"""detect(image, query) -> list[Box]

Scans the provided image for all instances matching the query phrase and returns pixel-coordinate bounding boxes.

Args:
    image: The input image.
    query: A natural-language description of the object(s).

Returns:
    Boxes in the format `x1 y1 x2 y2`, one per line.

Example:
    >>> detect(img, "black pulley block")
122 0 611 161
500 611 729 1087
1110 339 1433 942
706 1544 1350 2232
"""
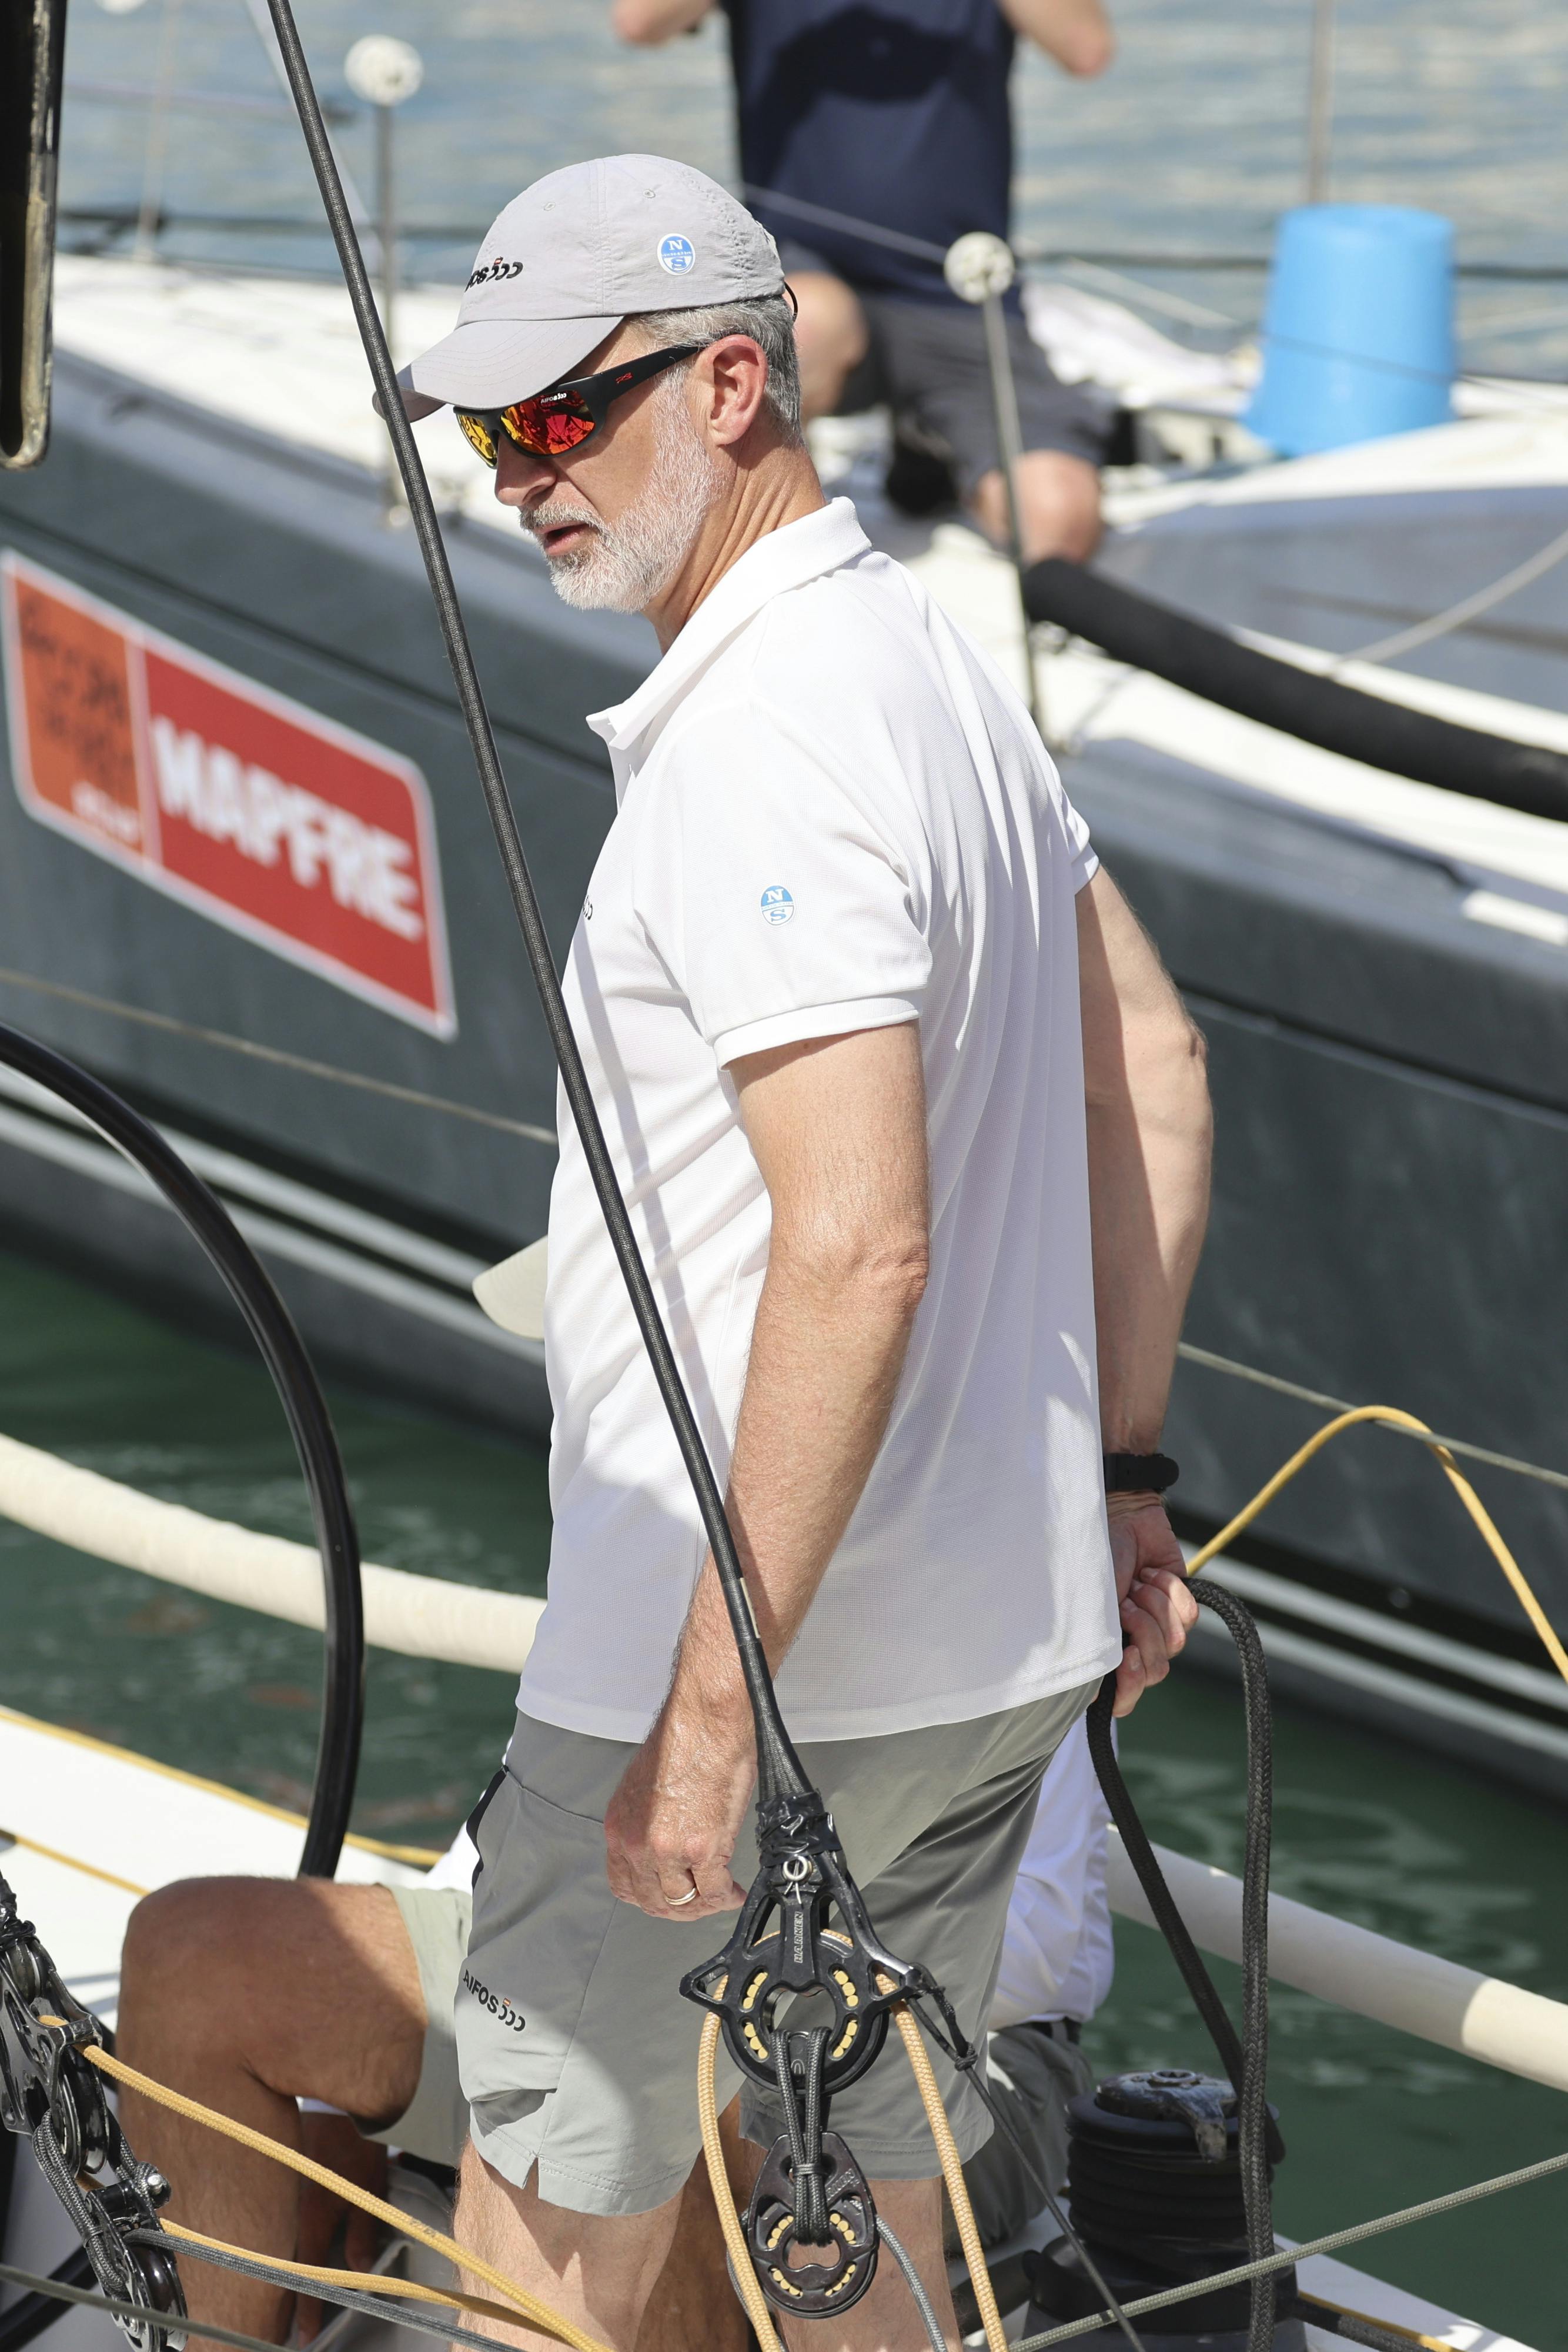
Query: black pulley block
745 2129 879 2318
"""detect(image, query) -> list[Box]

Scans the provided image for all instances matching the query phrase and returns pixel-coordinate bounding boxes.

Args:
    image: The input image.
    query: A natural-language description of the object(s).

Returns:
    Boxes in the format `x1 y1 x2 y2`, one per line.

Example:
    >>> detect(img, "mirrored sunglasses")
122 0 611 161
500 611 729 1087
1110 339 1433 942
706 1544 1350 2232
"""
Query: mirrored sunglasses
455 342 706 467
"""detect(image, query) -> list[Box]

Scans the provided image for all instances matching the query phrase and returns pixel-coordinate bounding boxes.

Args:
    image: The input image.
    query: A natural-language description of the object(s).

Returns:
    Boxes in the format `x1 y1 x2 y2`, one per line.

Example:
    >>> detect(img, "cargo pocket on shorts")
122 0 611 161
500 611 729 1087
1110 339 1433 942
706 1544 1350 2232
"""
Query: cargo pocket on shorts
457 1770 619 2138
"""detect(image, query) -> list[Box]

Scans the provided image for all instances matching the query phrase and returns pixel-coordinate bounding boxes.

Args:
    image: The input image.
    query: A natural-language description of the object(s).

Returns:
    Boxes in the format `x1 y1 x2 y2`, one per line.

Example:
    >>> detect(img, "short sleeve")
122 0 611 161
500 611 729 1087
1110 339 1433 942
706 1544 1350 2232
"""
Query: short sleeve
633 701 931 1067
1061 786 1099 894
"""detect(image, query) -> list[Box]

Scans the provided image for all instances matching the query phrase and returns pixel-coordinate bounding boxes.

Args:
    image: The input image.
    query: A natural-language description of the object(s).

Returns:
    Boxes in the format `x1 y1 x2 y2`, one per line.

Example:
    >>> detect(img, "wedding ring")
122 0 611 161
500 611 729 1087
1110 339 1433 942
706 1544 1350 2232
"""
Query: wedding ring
668 1885 699 1906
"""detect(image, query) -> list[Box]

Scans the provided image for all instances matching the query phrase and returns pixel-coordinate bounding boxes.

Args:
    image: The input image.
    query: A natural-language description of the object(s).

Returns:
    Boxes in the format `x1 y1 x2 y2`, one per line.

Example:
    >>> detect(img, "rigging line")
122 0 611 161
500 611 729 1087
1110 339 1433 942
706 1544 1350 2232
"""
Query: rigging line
904 1993 1148 2352
875 2217 947 2352
0 2257 327 2352
1011 2142 1568 2352
1175 1342 1568 1495
1044 257 1241 329
1183 1404 1568 1690
741 183 949 263
0 1830 146 1897
233 0 376 243
743 185 1241 330
0 968 557 1148
134 0 186 265
52 2033 611 2352
264 0 810 1804
1332 516 1568 669
129 2227 540 2352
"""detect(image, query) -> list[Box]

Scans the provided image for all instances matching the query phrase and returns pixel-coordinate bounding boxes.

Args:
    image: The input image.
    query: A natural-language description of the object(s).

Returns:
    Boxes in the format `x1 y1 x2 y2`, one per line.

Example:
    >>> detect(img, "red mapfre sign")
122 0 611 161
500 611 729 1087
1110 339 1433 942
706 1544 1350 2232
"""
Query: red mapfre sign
1 550 455 1037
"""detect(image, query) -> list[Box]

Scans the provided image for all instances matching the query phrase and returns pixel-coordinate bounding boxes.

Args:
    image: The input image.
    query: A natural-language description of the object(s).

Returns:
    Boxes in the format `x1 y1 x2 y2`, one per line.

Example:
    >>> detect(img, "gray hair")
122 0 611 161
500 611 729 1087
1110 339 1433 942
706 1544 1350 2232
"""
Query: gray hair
630 293 803 440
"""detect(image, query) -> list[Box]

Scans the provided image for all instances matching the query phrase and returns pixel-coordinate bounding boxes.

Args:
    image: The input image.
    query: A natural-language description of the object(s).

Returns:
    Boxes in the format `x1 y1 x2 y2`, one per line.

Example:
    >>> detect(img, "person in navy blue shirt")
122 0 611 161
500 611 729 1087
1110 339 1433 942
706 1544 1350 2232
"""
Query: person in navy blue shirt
615 0 1115 562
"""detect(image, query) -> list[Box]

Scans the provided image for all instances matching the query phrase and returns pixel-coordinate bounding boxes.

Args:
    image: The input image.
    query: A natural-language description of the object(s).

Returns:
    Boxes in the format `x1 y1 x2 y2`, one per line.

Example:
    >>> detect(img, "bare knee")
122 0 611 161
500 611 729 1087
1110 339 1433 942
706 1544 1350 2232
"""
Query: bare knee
790 271 870 422
121 1877 420 2113
121 1878 269 2057
969 451 1102 564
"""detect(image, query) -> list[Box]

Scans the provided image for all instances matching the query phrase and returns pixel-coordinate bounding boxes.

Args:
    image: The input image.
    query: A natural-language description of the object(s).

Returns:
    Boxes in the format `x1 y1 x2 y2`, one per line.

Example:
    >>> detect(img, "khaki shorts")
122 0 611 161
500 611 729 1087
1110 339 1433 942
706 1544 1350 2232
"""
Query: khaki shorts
454 1690 1094 2217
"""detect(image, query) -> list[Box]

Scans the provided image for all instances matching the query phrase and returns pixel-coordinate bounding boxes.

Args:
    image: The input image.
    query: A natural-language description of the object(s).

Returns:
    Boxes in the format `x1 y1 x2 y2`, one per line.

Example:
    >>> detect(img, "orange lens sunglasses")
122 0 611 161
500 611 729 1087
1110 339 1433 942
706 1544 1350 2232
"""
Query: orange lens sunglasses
456 343 706 467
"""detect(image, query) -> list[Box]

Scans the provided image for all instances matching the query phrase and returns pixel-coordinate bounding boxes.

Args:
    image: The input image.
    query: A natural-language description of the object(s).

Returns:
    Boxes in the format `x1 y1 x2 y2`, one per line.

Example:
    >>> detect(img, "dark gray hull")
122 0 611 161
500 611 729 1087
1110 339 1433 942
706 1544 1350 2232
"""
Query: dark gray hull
2 352 1565 1796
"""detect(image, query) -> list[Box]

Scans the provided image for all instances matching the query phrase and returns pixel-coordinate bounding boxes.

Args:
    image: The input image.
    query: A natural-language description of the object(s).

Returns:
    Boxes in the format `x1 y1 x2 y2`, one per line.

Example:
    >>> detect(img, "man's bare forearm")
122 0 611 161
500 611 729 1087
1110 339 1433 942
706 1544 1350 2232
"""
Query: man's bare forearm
1078 869 1211 1454
666 1024 929 1738
669 1248 925 1731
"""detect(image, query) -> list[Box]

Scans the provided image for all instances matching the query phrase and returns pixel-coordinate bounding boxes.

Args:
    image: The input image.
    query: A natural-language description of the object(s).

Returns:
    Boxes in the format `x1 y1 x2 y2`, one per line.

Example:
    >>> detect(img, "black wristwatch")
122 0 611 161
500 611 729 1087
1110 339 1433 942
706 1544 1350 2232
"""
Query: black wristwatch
1103 1451 1179 1496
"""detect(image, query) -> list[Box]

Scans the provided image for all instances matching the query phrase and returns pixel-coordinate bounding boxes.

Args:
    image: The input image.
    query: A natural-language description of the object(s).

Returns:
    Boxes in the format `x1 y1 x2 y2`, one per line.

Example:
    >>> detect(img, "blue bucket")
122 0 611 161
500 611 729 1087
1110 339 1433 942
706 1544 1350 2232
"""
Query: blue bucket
1246 204 1455 456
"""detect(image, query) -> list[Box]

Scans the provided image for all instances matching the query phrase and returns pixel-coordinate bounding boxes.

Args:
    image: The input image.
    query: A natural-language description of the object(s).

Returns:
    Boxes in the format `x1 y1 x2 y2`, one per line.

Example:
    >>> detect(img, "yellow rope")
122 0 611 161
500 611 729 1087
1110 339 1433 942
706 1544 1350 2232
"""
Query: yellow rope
1296 2293 1452 2352
0 1703 442 1867
1185 1404 1568 1689
882 1985 1008 2352
160 2220 530 2328
697 2005 787 2352
49 2033 613 2352
2 1831 148 1897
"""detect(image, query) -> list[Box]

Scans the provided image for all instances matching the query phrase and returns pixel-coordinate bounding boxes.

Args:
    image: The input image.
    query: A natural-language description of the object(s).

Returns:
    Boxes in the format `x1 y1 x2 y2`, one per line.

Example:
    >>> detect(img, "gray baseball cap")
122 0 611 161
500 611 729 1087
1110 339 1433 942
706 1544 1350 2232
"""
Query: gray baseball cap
390 154 784 418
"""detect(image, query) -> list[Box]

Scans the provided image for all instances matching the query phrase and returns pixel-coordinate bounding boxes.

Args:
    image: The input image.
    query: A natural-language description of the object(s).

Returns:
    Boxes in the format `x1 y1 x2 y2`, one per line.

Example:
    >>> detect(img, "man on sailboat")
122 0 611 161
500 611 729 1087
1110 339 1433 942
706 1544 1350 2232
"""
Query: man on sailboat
122 155 1209 2352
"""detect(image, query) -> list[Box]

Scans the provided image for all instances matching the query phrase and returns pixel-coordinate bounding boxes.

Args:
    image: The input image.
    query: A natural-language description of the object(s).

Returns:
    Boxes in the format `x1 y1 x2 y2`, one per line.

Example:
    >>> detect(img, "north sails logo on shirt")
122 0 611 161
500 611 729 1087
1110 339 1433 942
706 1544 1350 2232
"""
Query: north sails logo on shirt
657 234 696 275
760 884 794 925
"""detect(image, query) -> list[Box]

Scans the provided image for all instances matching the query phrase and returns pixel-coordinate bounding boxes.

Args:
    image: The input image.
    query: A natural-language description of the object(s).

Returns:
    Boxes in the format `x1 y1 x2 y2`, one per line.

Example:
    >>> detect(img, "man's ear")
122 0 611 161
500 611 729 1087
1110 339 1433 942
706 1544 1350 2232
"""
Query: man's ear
702 335 771 447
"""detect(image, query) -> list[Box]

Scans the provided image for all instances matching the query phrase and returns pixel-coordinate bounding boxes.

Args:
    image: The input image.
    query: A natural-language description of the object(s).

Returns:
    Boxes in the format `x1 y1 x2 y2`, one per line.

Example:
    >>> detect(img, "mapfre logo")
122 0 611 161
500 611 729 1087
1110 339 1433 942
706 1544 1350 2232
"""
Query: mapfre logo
0 551 455 1036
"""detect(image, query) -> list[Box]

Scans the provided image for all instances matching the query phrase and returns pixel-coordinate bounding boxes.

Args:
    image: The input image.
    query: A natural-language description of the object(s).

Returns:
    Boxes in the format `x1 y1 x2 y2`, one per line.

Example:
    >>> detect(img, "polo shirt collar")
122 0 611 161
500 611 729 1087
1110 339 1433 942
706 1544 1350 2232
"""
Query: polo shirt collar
587 497 870 764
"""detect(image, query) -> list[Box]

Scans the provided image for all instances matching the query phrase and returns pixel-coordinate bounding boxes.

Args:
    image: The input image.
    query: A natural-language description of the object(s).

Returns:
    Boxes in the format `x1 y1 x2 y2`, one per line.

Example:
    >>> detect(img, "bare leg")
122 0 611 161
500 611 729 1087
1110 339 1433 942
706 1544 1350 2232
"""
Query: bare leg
116 1879 425 2337
969 449 1102 563
456 2142 684 2351
729 2137 961 2352
635 2101 748 2352
789 270 871 422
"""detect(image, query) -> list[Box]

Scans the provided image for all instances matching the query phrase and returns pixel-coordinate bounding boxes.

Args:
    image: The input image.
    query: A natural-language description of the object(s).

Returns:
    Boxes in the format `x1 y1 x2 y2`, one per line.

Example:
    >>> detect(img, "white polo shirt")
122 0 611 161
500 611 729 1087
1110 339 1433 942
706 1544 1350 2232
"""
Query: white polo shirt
515 498 1121 1745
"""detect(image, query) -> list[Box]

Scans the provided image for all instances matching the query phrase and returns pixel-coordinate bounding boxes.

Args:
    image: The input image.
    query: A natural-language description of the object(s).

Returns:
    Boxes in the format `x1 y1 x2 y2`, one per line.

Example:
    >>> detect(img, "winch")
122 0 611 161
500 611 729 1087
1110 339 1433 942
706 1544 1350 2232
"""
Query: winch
1024 2069 1303 2352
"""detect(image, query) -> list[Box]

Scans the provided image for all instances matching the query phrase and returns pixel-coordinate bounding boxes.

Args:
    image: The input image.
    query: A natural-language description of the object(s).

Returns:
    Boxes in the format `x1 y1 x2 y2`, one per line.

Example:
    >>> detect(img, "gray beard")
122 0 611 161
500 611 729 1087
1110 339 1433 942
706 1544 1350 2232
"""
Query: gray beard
530 376 721 614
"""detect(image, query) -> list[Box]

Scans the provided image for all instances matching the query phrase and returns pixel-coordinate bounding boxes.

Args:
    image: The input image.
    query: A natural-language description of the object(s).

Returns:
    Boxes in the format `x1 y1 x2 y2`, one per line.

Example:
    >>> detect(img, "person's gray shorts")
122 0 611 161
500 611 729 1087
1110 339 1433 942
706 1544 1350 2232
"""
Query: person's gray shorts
361 1881 473 2169
777 238 1111 496
456 1688 1095 2218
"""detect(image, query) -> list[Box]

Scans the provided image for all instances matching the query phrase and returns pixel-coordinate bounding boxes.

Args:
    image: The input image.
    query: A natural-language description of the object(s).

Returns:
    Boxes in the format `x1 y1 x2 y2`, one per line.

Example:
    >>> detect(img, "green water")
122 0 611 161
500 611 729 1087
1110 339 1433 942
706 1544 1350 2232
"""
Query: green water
1 1247 1563 2344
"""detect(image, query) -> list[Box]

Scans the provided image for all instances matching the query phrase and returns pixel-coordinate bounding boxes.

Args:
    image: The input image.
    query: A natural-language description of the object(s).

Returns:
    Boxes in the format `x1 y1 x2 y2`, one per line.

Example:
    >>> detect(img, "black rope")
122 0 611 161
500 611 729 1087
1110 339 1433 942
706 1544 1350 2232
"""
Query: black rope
1195 1583 1275 2352
0 1025 363 1878
1084 1681 1249 2094
259 0 807 1810
773 2028 832 2244
1085 1588 1283 2352
1024 558 1568 826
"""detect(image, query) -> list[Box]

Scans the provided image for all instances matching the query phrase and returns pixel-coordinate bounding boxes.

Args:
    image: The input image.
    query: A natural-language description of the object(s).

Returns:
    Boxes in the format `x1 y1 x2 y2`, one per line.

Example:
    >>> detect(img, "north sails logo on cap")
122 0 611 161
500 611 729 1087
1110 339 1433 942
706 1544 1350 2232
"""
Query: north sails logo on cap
657 233 696 275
